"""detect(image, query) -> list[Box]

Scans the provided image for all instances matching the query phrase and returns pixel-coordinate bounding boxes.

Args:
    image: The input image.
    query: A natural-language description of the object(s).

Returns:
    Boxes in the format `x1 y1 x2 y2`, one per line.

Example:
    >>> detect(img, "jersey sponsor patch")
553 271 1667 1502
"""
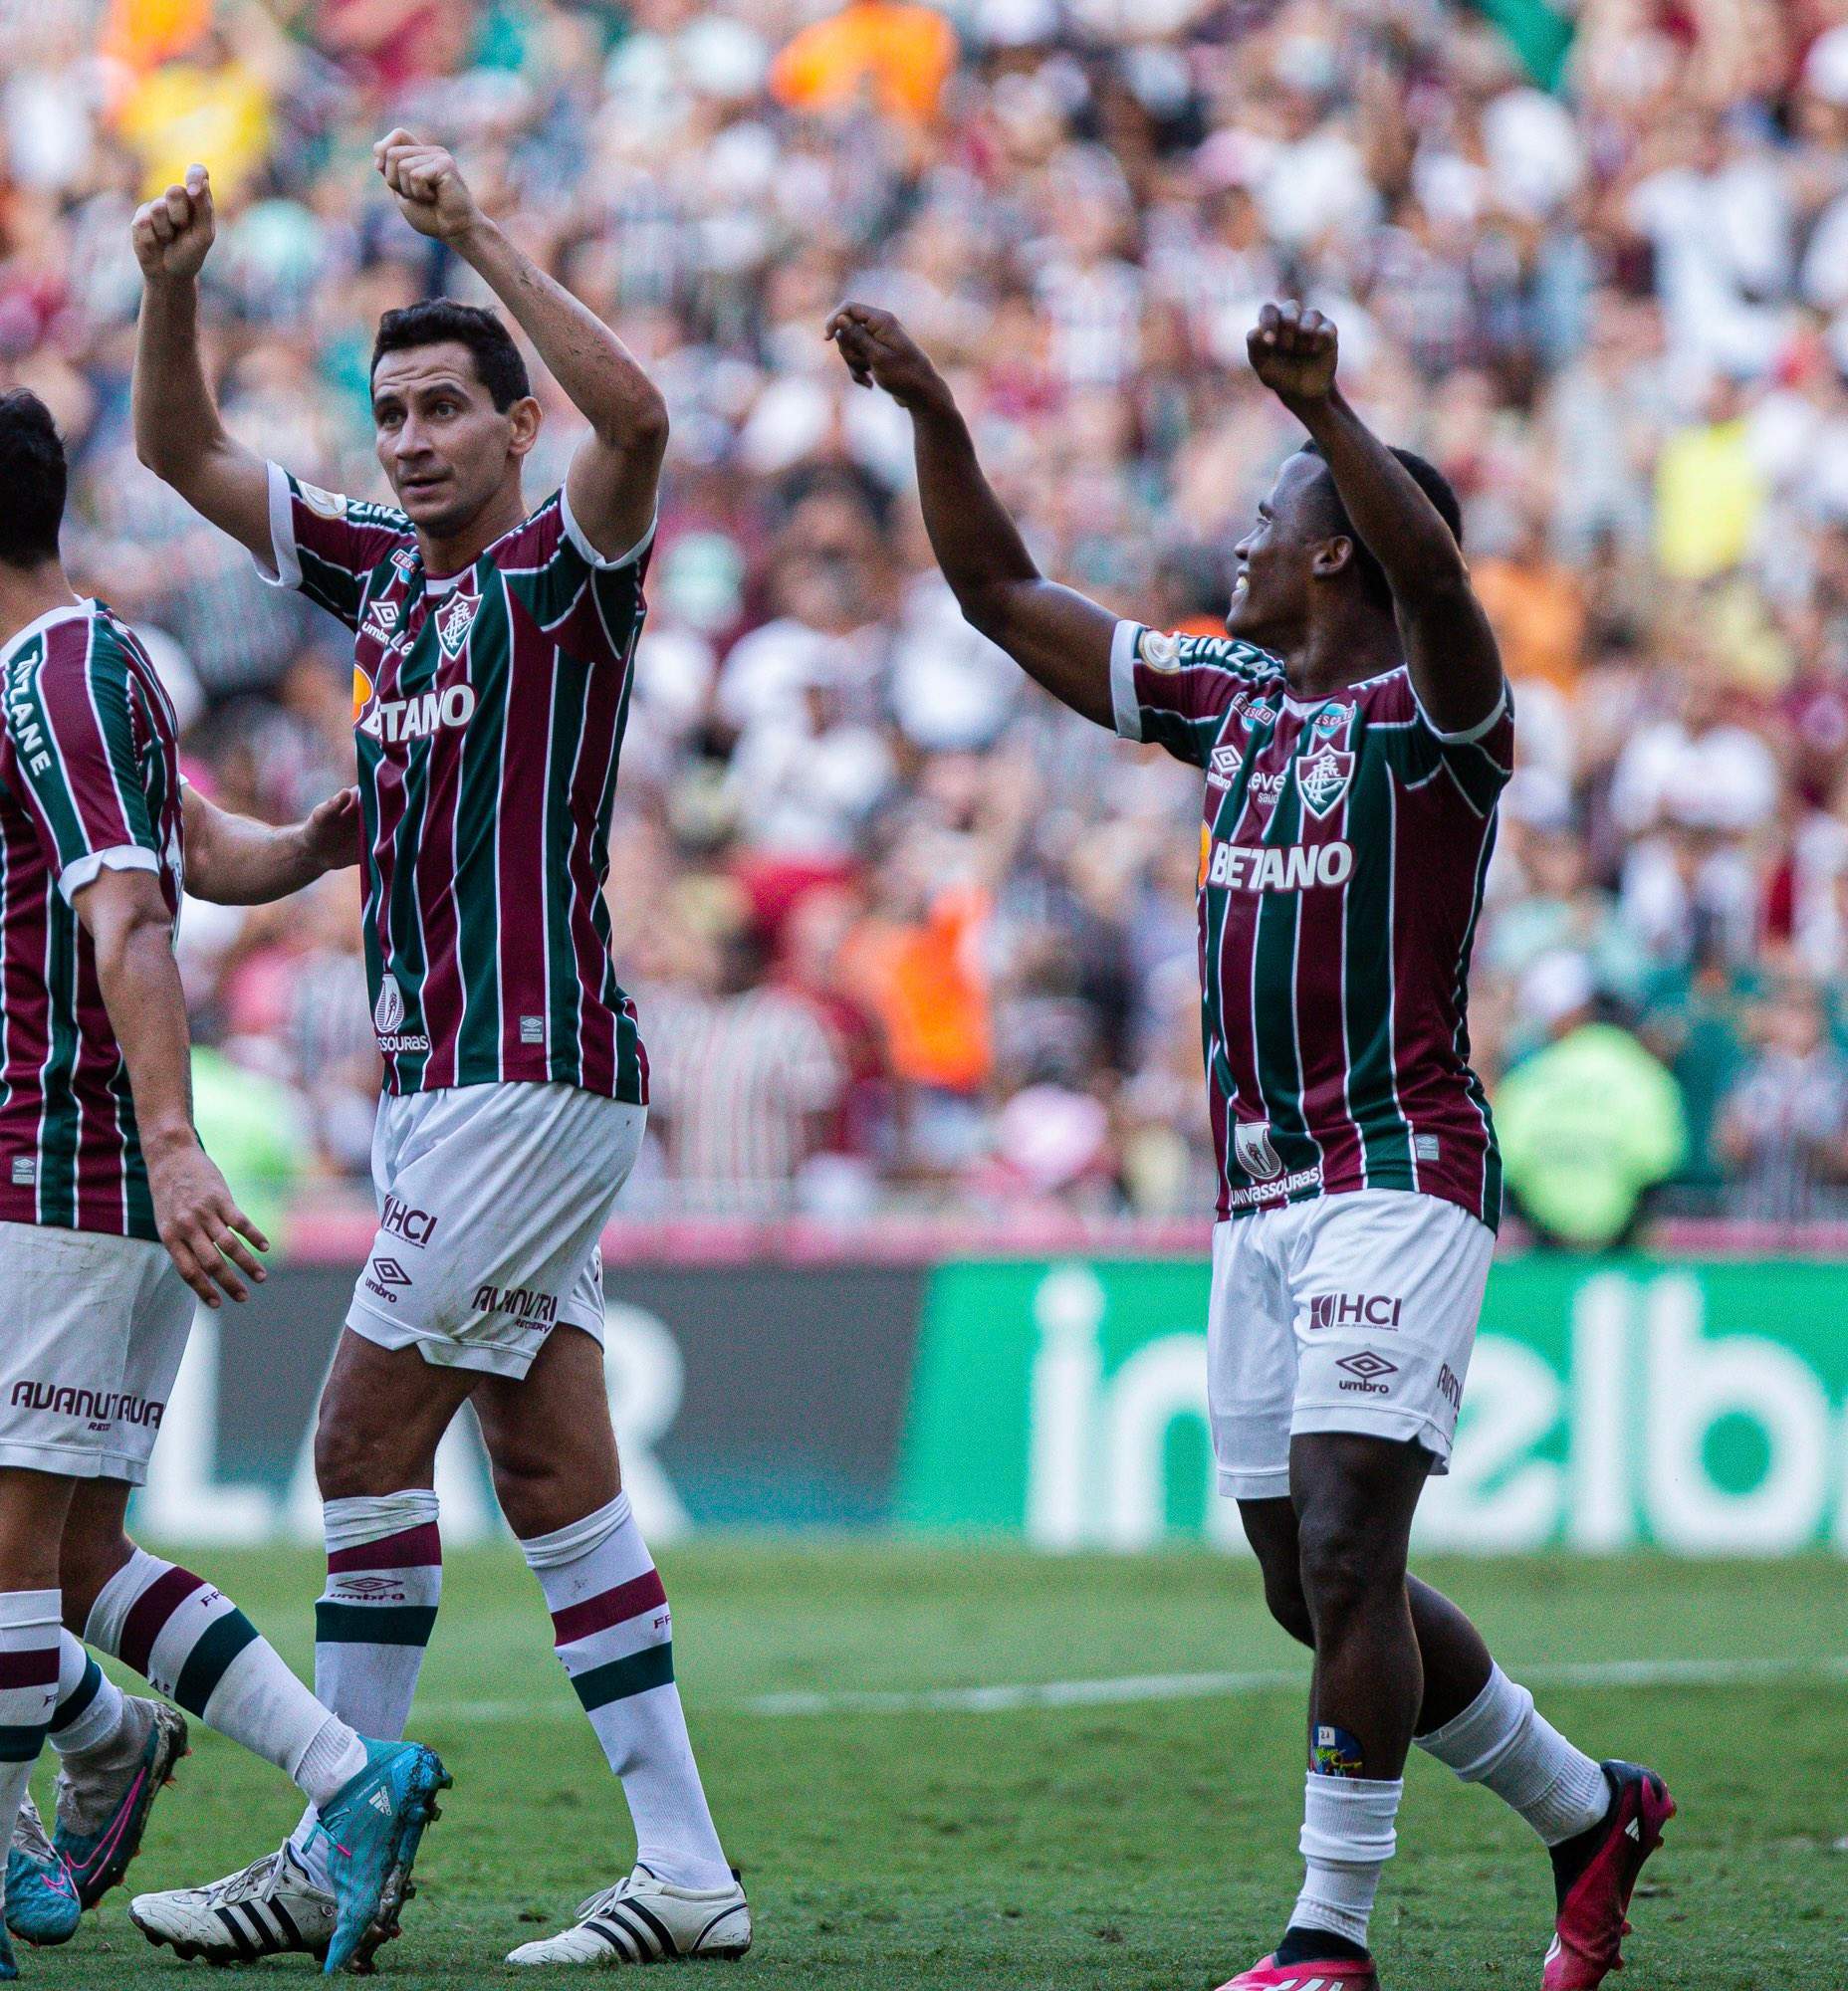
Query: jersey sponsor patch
1205 838 1353 892
1233 1120 1283 1182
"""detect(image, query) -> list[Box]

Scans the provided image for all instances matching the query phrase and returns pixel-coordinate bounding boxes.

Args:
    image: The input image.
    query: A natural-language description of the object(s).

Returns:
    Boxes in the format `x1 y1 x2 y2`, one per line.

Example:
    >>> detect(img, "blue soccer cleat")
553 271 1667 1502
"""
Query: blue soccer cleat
312 1738 449 1975
53 1696 188 1908
5 1794 80 1947
0 1918 15 1981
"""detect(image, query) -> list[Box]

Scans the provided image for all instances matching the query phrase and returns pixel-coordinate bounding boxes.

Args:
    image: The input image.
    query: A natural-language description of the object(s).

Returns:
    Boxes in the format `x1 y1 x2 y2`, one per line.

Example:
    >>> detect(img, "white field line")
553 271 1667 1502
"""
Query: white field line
420 1654 1848 1725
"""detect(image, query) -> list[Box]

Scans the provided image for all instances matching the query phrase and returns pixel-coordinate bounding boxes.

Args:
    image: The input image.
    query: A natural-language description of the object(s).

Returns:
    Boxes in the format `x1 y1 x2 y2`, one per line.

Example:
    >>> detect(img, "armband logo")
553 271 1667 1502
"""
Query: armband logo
298 481 347 522
1137 628 1184 672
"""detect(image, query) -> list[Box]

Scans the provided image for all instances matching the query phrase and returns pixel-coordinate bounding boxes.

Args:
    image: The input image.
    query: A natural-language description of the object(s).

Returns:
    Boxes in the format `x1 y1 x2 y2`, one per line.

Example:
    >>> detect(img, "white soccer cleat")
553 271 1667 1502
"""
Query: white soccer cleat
507 1867 751 1966
128 1845 338 1964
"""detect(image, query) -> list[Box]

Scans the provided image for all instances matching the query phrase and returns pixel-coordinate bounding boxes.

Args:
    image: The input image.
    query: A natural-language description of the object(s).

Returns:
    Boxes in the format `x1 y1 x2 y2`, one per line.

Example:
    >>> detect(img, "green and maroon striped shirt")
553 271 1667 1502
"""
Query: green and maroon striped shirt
1112 622 1510 1230
260 465 649 1103
0 602 184 1239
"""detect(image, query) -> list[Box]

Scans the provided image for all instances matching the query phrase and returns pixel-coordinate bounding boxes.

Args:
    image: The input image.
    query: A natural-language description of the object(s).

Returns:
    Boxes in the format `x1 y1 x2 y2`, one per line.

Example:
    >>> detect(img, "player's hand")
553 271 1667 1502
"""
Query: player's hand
824 303 952 414
131 165 216 283
1248 301 1339 405
146 1134 269 1308
374 128 483 244
300 786 361 874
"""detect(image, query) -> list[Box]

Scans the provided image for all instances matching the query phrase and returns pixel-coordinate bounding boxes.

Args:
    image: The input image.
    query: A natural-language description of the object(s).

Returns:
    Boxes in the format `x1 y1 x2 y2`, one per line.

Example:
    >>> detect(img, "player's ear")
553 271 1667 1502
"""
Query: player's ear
505 394 542 460
1310 534 1354 581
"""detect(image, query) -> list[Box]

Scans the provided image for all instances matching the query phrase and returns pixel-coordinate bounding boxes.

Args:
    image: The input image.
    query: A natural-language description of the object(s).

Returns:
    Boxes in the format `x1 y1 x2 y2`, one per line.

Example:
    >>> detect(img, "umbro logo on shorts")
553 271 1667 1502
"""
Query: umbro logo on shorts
1335 1350 1397 1397
362 1255 414 1307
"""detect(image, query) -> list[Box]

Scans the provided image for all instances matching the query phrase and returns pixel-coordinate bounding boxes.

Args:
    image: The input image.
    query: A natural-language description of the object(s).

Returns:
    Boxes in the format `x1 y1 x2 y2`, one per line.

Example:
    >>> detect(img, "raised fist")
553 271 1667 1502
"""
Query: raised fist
374 128 484 244
131 165 215 283
1248 301 1340 406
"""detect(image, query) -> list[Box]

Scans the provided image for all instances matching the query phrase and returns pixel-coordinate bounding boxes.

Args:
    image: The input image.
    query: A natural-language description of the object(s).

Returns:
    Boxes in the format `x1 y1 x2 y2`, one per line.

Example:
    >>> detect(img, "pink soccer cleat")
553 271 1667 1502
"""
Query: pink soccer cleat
1543 1761 1675 1990
1217 1954 1381 1990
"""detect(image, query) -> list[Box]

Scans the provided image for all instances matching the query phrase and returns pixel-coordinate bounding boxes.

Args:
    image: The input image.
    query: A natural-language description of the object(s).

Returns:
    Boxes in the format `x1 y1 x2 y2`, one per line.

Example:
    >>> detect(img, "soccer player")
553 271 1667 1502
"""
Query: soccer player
126 136 747 1969
826 298 1673 1991
0 387 449 1977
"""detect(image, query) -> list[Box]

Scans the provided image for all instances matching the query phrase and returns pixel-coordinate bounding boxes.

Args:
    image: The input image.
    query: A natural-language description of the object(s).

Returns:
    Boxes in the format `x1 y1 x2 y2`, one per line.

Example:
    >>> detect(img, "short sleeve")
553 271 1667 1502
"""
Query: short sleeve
253 462 412 631
495 488 653 665
1409 677 1515 817
1109 620 1273 769
5 630 162 902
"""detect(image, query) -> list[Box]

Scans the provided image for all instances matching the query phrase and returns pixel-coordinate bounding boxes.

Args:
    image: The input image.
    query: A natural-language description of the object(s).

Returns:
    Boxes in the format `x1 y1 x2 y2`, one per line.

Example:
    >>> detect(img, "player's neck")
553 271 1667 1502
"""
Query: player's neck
0 560 81 652
413 480 528 580
1280 601 1402 702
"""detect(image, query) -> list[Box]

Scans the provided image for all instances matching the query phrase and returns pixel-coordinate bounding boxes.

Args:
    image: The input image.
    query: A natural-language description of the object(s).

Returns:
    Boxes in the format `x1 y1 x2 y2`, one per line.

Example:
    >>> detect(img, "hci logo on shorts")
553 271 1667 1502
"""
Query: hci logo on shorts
1234 1120 1283 1182
1309 1293 1404 1331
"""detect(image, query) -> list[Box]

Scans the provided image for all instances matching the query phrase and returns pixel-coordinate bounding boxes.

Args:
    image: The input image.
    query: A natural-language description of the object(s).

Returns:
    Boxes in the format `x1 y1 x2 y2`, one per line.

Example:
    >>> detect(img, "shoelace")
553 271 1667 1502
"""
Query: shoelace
574 1880 635 1922
209 1851 287 1906
11 1794 59 1868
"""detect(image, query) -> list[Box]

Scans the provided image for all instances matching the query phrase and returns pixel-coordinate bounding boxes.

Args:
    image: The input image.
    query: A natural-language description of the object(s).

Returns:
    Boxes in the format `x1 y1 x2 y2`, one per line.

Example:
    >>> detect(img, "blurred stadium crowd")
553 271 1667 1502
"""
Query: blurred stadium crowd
8 0 1848 1239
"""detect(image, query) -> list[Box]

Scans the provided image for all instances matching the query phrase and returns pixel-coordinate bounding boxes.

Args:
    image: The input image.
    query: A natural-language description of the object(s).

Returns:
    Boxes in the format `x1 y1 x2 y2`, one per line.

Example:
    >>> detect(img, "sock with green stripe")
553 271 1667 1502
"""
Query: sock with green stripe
85 1548 365 1806
288 1491 441 1885
0 1589 61 1862
49 1629 126 1757
523 1492 730 1889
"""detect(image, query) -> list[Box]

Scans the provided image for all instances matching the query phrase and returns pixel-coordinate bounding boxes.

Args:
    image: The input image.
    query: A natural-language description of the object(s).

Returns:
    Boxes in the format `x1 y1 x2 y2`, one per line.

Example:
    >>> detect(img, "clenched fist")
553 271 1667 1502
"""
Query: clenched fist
1248 300 1340 406
131 165 216 283
374 128 485 244
823 302 951 415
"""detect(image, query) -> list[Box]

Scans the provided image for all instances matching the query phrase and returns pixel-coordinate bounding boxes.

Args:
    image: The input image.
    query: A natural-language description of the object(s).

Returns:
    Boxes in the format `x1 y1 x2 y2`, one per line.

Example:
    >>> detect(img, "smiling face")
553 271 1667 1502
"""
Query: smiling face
1226 450 1352 646
370 339 538 542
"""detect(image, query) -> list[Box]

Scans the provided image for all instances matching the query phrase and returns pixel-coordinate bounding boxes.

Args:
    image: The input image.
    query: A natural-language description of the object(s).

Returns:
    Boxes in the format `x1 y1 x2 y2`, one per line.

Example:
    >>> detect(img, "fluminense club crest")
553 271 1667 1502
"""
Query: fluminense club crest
433 579 481 658
1297 745 1354 819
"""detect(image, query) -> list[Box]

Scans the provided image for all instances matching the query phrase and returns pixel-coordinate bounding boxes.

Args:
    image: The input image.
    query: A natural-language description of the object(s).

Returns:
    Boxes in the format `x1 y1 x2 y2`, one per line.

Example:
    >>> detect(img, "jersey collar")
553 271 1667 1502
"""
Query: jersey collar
0 598 96 671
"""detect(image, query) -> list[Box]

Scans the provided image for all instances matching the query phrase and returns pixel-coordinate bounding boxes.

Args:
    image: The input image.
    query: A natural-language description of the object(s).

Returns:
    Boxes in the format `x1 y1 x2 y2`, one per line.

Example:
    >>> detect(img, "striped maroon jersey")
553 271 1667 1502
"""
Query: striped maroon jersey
260 465 649 1103
0 601 184 1238
1111 621 1510 1228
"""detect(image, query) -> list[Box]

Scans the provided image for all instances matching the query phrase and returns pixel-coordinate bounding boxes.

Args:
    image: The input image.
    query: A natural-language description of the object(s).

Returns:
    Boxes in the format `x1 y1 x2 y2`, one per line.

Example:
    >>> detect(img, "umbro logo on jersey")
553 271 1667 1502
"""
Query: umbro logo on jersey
362 598 399 646
1297 746 1354 818
1207 745 1241 789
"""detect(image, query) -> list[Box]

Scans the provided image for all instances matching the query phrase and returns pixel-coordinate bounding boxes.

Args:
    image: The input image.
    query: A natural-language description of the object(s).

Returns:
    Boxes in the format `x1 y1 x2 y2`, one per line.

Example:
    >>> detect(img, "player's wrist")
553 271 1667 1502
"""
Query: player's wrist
444 211 500 260
141 1118 199 1160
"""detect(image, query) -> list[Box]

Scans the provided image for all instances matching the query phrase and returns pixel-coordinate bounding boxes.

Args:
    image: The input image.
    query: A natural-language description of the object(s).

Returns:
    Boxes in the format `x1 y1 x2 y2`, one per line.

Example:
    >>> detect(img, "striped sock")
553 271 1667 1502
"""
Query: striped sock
289 1492 441 1884
49 1629 125 1757
86 1549 366 1806
0 1590 62 1898
523 1493 730 1890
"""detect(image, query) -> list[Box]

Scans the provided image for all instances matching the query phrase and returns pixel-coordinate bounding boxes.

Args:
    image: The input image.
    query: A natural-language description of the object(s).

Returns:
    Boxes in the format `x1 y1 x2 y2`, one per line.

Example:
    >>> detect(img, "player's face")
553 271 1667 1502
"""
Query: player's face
1226 452 1332 643
371 341 532 536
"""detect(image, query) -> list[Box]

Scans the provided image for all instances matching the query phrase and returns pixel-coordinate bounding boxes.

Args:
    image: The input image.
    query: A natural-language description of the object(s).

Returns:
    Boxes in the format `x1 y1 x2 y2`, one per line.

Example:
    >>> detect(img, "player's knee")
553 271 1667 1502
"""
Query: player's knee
1261 1567 1315 1648
314 1402 395 1501
1295 1505 1403 1628
488 1446 578 1540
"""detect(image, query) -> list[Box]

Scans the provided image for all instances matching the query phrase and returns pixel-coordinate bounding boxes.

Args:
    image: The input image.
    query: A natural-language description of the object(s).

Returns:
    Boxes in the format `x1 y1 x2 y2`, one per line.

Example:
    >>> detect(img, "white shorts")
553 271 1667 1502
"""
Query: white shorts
1208 1189 1495 1501
0 1220 194 1482
346 1083 644 1382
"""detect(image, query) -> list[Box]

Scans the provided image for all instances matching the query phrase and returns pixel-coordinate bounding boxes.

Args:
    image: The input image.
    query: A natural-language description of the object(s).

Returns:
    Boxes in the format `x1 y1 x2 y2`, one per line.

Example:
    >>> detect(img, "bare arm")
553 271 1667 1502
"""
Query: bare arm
74 867 269 1306
182 784 360 905
1248 301 1504 734
374 130 666 559
130 166 274 563
825 302 1117 729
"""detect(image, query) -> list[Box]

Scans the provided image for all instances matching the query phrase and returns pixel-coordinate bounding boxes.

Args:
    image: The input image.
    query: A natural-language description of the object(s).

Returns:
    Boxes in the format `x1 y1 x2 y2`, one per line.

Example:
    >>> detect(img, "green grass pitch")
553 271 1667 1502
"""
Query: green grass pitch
21 1543 1846 1988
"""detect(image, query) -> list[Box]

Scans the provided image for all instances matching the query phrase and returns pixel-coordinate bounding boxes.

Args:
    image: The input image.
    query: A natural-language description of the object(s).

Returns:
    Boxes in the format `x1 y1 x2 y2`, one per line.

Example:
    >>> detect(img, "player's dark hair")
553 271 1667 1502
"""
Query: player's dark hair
370 300 531 411
1295 441 1463 611
0 389 67 568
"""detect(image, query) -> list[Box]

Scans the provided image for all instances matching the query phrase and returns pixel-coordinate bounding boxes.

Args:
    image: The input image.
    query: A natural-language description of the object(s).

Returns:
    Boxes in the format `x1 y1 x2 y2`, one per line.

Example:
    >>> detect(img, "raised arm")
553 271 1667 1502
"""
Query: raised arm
130 166 274 563
374 129 666 559
1248 302 1503 734
181 784 360 906
74 866 268 1306
825 302 1117 729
